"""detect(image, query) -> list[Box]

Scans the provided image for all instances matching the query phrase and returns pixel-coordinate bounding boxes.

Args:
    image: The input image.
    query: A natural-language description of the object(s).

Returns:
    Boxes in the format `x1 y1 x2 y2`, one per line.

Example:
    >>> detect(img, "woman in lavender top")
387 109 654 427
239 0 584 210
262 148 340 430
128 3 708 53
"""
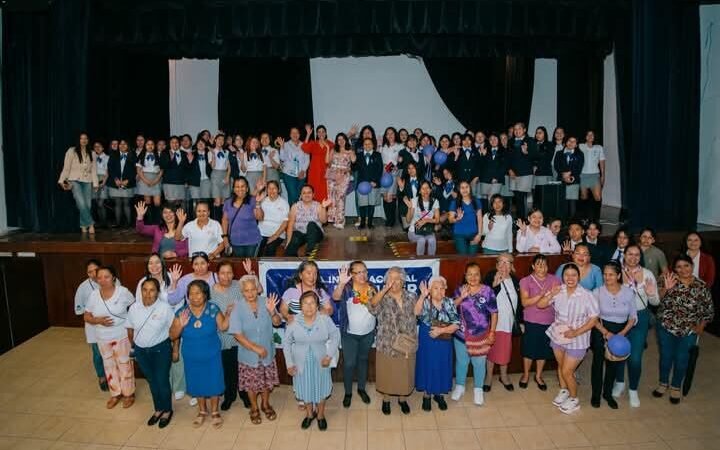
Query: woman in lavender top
451 263 497 406
590 261 637 409
221 176 263 257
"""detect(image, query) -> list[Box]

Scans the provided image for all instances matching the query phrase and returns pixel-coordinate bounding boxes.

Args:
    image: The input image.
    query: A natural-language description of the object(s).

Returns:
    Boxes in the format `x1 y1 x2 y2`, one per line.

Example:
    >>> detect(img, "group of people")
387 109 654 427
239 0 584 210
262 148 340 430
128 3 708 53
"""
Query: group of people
73 225 715 432
59 123 605 254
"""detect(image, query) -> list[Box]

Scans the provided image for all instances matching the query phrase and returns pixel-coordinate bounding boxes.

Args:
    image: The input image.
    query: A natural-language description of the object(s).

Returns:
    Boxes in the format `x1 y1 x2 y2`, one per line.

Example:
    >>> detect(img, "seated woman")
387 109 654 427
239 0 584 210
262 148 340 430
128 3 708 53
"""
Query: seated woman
537 264 599 415
515 208 561 254
284 291 340 431
654 255 714 404
404 180 440 256
481 194 513 254
280 260 334 321
83 266 136 409
175 201 224 259
170 280 232 428
127 278 175 428
285 185 332 257
257 180 290 256
448 180 483 255
451 263 497 406
369 267 418 415
229 275 283 425
135 201 188 259
414 277 460 412
397 161 423 231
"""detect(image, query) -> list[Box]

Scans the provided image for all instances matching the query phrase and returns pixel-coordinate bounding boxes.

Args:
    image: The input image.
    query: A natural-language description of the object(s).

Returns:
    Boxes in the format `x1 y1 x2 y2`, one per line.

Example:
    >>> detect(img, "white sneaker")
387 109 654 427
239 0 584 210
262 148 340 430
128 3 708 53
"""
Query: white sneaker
628 389 640 408
559 397 580 414
333 223 344 229
473 388 484 406
174 391 185 401
612 381 625 398
189 397 198 406
552 389 570 407
451 385 465 401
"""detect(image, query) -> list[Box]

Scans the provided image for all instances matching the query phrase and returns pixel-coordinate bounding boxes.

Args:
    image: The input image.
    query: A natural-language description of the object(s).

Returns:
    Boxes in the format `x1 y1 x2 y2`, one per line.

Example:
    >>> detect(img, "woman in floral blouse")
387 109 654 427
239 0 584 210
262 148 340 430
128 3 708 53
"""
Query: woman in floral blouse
414 276 460 412
369 267 418 415
653 254 714 404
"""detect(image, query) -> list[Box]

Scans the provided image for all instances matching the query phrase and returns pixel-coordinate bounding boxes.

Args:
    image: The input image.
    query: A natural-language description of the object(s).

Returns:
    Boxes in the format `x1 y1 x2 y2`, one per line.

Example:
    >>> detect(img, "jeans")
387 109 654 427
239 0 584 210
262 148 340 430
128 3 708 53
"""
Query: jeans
282 173 304 205
341 331 375 394
657 324 697 388
590 320 626 401
285 222 324 256
90 343 106 378
453 234 479 255
231 244 258 257
134 339 172 412
70 181 94 227
453 338 486 388
616 308 650 390
221 347 239 403
408 230 436 256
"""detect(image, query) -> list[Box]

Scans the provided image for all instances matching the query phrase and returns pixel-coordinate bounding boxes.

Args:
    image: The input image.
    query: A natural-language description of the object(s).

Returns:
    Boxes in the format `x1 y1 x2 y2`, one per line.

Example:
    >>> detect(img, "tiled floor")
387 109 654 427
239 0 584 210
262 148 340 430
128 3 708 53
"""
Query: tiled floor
0 327 719 450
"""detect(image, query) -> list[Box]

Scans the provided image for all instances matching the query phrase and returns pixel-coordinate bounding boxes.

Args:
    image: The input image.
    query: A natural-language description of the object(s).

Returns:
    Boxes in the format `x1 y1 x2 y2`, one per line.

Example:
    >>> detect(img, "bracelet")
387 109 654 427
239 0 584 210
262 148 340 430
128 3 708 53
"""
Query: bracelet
221 234 228 238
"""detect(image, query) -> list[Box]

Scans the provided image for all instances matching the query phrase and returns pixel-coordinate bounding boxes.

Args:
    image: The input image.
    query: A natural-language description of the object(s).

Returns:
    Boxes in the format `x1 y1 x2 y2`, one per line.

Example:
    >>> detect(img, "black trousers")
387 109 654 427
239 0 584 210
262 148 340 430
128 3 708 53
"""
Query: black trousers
358 205 375 225
285 222 323 256
258 236 284 256
221 347 239 403
591 320 627 402
383 198 396 226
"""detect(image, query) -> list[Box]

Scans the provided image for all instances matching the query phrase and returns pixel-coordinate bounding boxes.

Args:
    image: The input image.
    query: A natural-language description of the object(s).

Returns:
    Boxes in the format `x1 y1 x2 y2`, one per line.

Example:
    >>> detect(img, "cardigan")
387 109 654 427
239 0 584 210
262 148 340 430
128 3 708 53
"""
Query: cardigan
58 147 98 186
698 252 716 288
283 314 340 374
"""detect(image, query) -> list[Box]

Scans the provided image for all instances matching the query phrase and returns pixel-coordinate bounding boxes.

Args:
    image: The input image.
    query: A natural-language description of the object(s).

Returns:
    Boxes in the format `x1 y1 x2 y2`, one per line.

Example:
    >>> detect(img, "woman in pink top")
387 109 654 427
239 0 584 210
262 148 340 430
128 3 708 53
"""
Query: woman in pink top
537 263 599 415
518 254 561 390
515 208 562 254
135 201 189 258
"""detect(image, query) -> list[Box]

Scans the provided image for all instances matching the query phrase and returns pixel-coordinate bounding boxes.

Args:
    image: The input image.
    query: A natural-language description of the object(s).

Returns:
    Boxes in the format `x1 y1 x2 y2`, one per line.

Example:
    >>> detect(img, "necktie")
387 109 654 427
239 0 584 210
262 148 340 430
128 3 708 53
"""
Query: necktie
365 152 371 165
411 178 418 190
444 181 453 193
250 153 258 160
120 154 127 161
565 151 572 165
97 156 103 164
146 154 155 162
198 154 205 162
175 152 181 164
217 151 225 159
491 148 497 159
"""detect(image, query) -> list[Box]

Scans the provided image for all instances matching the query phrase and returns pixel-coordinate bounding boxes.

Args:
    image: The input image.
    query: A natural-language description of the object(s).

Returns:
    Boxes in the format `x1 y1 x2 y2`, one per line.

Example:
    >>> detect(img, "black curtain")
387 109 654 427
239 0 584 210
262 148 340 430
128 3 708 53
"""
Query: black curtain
424 57 535 133
218 58 314 139
87 49 170 143
615 0 700 231
2 0 90 232
557 55 605 141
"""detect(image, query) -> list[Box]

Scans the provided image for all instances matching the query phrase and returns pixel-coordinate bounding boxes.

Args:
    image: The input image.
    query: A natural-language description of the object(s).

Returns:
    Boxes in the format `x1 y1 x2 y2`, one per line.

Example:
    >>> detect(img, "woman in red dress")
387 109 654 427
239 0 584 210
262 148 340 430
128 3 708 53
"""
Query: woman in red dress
302 124 333 201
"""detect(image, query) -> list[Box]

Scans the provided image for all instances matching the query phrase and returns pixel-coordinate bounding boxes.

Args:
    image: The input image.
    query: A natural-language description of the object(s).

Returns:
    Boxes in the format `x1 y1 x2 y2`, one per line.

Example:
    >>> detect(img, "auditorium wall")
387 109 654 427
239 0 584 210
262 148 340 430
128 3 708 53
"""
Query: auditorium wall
699 5 720 226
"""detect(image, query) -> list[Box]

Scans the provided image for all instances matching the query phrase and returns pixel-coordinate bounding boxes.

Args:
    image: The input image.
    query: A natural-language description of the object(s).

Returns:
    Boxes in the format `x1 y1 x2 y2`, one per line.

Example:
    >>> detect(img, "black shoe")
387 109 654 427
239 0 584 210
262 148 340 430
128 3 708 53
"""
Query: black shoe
482 385 491 392
343 394 352 408
358 390 371 404
433 395 447 411
535 377 548 391
604 396 619 409
501 381 515 392
368 223 375 229
301 414 316 429
398 401 410 414
220 399 233 411
422 396 432 412
238 390 251 408
591 398 601 408
382 401 391 415
518 377 529 389
158 411 173 429
652 385 667 398
147 412 162 426
358 223 367 230
670 396 681 405
99 380 109 392
317 417 328 431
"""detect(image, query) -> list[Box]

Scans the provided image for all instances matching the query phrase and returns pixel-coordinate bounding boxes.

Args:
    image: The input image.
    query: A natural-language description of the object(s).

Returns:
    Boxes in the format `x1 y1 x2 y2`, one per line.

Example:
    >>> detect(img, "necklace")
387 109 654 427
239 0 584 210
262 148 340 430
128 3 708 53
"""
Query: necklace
190 305 206 328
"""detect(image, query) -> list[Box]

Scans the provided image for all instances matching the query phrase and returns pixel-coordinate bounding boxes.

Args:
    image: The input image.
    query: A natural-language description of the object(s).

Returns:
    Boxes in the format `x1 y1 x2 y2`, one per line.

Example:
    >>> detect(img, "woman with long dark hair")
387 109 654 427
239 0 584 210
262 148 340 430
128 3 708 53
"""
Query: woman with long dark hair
380 127 404 227
241 136 267 194
682 231 716 288
257 180 290 256
404 180 440 256
134 253 171 304
326 133 355 228
135 139 164 222
481 194 513 254
302 124 333 202
221 177 263 257
135 202 189 258
279 260 333 322
58 132 97 233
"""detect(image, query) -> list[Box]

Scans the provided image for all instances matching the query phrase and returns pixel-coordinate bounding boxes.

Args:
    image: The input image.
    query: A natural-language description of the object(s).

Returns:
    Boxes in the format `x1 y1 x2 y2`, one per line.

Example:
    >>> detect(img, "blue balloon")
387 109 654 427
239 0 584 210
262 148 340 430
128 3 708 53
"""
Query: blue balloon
422 145 435 157
607 335 631 358
357 181 373 195
380 172 394 189
433 151 448 165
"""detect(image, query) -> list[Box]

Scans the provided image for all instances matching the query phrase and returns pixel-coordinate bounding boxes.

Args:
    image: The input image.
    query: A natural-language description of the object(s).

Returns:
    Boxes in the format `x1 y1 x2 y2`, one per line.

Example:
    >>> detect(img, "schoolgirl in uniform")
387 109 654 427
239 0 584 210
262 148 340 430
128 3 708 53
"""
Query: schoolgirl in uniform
241 136 267 194
260 132 281 183
107 139 137 228
136 139 164 223
160 136 189 210
379 127 404 227
455 134 481 196
506 122 536 219
228 134 244 185
579 130 606 221
397 134 425 176
478 134 507 212
553 136 585 219
397 161 423 231
187 138 213 218
210 133 231 221
92 140 109 227
353 137 384 229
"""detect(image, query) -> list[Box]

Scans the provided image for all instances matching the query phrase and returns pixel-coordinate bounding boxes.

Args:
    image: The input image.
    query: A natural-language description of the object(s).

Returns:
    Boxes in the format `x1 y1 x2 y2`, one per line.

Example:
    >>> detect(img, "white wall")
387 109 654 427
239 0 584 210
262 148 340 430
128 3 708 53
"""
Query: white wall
602 51 622 208
528 59 557 135
168 59 219 136
699 6 720 226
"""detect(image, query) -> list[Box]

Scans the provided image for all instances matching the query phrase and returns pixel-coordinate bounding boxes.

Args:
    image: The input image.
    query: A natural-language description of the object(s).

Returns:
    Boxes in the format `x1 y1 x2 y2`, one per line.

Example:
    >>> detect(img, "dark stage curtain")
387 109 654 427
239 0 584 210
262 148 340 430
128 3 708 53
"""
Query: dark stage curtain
424 57 534 133
87 49 170 143
557 55 604 141
615 0 700 231
218 58 313 139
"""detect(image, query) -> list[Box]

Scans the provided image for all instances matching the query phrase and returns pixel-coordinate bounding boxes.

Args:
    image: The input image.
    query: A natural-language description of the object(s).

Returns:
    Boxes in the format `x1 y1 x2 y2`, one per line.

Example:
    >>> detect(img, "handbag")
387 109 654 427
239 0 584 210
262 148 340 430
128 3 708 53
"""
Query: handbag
431 320 454 339
461 308 492 356
500 282 522 337
224 203 243 256
391 333 418 358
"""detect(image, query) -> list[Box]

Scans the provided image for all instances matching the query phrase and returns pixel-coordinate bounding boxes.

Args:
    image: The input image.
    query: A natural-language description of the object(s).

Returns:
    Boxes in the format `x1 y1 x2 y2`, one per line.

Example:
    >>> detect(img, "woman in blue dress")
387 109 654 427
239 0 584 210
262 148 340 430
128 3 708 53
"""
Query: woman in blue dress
414 276 460 412
170 280 233 429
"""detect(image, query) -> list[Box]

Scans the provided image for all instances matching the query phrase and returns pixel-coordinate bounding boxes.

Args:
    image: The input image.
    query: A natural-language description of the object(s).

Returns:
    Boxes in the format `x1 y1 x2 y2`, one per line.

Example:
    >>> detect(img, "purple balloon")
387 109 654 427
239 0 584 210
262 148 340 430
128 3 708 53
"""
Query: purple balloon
422 145 435 157
608 335 631 358
357 181 373 195
380 172 394 188
433 151 448 165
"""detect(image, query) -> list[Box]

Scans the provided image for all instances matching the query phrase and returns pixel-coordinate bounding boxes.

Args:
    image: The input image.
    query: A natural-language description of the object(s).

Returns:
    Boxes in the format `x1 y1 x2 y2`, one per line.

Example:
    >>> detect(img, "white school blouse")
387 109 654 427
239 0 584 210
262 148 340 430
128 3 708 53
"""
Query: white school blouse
579 144 605 174
380 143 404 167
262 146 280 168
95 153 109 177
244 152 265 172
136 153 161 173
197 151 211 180
212 148 229 171
481 214 514 252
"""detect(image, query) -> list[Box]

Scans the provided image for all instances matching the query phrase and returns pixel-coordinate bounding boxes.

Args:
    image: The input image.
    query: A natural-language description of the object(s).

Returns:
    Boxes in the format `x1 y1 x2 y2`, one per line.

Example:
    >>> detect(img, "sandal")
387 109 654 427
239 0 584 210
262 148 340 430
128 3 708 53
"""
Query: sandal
652 383 668 398
211 412 223 429
669 387 682 404
261 405 277 421
193 411 208 428
250 408 262 425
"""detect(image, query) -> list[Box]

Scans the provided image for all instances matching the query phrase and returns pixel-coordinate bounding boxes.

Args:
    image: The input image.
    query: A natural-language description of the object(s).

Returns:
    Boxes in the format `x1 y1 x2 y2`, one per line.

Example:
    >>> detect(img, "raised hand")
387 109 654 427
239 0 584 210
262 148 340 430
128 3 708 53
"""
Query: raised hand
549 284 562 298
403 196 413 208
225 303 236 317
321 198 333 209
419 280 429 298
521 142 528 154
337 265 352 286
170 264 183 282
135 200 148 219
515 218 527 233
458 284 470 300
493 271 504 287
176 208 187 224
266 293 279 314
645 277 658 296
305 123 313 136
562 240 572 253
275 137 285 148
662 272 677 291
455 208 464 221
178 309 191 328
348 124 359 137
242 258 255 275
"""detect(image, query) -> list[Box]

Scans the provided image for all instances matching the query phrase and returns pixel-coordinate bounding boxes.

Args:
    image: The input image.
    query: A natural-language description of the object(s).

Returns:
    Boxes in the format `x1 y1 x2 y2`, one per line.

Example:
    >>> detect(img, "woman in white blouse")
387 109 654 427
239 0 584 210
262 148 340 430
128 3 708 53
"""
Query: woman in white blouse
257 180 290 256
515 208 562 254
210 134 231 221
241 136 267 194
403 180 440 256
134 253 171 305
482 194 513 254
579 130 606 221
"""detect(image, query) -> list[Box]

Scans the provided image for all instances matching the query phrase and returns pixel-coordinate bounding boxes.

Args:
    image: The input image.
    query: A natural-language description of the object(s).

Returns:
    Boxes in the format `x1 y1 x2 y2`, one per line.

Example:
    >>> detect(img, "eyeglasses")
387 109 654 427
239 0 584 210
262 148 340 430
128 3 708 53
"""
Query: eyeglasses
191 252 208 258
352 270 368 275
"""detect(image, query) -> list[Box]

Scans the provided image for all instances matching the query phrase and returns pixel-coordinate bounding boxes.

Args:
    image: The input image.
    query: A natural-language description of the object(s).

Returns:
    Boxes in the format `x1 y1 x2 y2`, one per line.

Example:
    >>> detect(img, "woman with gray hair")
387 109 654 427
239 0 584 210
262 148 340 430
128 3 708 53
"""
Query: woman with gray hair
369 266 418 415
229 273 283 425
414 275 460 412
